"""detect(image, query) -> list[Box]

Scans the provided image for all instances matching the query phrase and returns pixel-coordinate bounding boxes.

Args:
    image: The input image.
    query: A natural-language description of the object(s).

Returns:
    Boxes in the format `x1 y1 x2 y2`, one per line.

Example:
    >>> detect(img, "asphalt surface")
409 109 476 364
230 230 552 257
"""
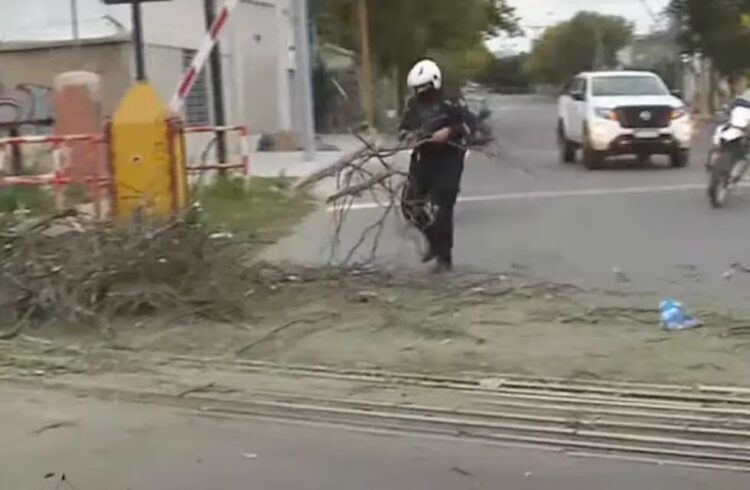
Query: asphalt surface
270 95 750 310
4 386 749 490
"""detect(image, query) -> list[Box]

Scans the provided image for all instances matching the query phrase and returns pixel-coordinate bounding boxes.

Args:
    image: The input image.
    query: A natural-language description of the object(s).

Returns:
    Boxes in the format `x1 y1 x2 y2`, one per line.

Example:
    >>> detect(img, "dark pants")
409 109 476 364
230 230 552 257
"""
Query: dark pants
401 148 463 265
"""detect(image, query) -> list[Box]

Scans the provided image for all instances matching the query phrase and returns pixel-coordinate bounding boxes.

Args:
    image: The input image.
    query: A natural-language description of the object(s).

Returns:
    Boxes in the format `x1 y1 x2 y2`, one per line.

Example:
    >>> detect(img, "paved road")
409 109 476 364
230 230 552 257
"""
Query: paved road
3 386 749 490
270 95 750 309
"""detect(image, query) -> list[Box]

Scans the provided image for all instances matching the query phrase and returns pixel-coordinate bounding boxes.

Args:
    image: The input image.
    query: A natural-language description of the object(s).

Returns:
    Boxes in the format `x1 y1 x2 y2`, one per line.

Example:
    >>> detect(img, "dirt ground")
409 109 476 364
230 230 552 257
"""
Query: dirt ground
3 266 750 387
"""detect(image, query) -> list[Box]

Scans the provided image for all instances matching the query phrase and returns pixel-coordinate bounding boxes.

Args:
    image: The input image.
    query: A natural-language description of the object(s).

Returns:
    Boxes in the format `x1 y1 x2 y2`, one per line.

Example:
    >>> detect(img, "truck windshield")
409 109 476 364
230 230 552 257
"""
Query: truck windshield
591 76 669 96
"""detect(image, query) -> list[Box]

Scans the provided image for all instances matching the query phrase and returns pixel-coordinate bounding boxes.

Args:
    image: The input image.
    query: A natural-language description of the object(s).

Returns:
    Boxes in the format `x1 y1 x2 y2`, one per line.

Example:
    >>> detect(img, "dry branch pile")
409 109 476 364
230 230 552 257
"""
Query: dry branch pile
0 207 262 337
294 137 416 264
0 134 504 337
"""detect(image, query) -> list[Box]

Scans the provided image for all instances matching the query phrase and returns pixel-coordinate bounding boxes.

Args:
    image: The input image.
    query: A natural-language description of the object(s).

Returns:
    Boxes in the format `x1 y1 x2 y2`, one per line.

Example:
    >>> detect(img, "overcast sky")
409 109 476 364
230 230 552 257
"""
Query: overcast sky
491 0 672 53
0 0 129 41
0 0 672 46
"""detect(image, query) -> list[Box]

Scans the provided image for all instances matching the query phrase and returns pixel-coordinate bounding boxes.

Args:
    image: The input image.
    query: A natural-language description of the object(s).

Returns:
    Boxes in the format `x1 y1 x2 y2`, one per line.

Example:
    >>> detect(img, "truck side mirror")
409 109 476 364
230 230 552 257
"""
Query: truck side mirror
570 90 585 102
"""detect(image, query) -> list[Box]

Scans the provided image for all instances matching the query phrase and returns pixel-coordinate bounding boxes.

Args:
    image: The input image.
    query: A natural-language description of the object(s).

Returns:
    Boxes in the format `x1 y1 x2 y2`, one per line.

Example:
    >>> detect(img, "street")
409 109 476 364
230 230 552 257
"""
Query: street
8 1 750 488
270 95 750 310
7 98 750 490
3 384 750 490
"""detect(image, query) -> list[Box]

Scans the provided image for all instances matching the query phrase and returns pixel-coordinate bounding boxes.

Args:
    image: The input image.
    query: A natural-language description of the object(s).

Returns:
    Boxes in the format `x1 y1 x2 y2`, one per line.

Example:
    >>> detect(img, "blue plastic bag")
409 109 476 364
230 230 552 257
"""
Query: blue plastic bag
659 299 702 331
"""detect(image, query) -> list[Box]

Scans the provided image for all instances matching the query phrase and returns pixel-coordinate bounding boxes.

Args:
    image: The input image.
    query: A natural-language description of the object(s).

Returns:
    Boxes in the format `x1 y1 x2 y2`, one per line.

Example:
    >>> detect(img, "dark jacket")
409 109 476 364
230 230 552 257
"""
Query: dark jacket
399 91 475 191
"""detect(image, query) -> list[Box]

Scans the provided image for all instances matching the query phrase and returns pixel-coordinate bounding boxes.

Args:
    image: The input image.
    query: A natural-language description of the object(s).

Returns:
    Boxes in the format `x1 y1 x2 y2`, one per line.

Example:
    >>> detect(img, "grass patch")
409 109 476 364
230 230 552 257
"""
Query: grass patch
0 184 95 216
63 183 91 206
0 186 53 214
195 176 315 239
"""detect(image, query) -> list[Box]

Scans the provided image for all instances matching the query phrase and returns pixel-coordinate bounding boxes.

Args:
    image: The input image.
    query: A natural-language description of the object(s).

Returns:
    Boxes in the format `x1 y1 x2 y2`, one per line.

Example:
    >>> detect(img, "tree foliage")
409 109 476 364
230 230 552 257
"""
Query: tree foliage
668 0 750 78
313 0 519 94
526 12 633 85
428 46 495 94
477 54 531 92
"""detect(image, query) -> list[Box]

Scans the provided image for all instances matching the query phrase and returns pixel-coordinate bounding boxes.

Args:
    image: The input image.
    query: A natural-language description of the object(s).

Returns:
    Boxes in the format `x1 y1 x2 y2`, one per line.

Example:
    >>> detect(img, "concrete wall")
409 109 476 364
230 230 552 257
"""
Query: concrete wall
143 45 185 110
138 0 294 134
0 0 297 135
139 0 209 51
0 39 132 116
231 0 286 133
142 44 232 120
143 44 233 165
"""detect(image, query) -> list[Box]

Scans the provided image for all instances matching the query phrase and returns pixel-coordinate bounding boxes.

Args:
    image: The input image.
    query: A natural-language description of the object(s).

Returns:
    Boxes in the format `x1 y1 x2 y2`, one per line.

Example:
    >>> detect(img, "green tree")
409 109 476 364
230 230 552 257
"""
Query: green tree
526 12 633 85
312 57 336 131
477 54 531 92
427 45 496 95
668 0 750 81
313 0 519 97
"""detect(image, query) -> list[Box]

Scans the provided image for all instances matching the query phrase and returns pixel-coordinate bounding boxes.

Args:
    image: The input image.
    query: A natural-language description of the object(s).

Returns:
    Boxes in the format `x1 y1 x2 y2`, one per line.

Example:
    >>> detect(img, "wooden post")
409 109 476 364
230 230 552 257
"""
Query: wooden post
9 126 22 175
203 0 229 170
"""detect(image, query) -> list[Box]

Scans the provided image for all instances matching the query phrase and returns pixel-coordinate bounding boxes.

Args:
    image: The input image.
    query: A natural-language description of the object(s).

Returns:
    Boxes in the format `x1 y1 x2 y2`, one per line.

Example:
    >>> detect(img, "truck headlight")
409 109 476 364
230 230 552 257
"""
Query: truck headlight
671 107 688 120
588 121 614 148
594 107 618 121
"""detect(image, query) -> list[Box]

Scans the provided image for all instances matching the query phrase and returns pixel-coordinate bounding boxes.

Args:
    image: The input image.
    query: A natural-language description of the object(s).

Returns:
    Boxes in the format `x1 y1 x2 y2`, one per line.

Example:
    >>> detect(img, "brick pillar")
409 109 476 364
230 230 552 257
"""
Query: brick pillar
52 71 106 181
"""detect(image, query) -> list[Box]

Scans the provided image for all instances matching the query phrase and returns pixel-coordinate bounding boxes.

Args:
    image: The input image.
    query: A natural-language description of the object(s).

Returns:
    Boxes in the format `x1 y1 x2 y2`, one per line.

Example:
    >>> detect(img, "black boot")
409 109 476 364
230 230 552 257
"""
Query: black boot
431 259 453 274
421 249 437 263
421 233 437 263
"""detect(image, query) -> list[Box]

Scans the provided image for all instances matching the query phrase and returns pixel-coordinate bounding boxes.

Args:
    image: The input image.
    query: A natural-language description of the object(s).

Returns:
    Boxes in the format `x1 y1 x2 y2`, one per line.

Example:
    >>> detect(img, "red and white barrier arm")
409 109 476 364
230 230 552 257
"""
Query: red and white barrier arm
0 174 65 186
183 125 245 134
0 172 110 188
0 133 102 146
169 0 239 114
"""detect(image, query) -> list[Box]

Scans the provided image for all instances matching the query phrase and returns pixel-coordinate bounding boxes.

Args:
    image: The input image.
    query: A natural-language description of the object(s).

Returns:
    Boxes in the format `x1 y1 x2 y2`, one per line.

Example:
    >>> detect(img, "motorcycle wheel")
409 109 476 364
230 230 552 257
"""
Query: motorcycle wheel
708 171 730 208
707 150 735 208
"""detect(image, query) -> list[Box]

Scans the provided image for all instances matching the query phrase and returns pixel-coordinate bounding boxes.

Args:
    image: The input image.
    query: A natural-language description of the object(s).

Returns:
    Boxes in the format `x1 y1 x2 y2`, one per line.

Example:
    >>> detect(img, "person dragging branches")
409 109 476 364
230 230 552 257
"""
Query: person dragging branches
399 59 475 273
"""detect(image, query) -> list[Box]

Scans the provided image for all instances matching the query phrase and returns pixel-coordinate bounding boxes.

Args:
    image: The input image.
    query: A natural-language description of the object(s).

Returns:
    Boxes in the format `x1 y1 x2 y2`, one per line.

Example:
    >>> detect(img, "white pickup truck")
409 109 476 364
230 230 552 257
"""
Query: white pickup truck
557 71 693 169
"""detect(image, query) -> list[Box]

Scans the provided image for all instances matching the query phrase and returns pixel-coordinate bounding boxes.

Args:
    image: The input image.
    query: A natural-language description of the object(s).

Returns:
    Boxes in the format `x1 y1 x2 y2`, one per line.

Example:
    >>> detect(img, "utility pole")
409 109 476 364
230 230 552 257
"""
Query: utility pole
358 0 375 130
70 0 80 41
293 0 316 161
203 0 228 168
132 1 146 80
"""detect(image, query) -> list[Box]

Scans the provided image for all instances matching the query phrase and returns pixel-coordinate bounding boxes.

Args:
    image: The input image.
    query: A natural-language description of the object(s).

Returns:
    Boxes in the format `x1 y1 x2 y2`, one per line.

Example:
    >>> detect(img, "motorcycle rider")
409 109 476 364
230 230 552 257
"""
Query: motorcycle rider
399 59 474 272
723 89 750 117
708 89 750 171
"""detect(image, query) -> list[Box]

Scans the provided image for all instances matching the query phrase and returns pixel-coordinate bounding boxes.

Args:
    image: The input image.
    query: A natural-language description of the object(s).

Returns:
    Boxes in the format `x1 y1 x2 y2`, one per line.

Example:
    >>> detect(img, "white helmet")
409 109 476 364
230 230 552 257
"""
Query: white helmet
407 59 442 92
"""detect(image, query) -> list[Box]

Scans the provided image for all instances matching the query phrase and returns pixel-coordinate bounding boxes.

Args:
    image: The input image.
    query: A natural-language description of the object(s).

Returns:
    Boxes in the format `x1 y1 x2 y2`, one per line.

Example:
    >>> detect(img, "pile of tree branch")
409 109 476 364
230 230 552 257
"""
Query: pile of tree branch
294 136 413 264
0 207 262 338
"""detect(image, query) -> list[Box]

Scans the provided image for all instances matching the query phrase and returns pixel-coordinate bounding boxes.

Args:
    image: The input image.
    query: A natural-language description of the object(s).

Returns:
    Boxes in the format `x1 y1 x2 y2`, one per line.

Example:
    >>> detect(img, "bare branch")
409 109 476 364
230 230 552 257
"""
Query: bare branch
325 169 405 203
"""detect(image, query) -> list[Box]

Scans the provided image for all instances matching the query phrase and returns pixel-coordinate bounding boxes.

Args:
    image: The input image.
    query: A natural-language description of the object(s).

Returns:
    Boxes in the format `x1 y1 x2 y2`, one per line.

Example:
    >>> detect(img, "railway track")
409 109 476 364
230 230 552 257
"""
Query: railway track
4 354 750 473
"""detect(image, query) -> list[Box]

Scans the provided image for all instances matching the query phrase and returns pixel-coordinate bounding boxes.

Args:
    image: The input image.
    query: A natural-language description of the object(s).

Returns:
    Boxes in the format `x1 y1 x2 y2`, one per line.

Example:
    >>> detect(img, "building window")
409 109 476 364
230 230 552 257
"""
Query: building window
181 49 210 125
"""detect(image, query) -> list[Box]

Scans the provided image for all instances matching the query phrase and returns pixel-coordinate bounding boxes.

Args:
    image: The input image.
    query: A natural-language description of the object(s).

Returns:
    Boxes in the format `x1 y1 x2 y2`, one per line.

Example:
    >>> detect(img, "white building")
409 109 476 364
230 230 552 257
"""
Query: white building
0 0 299 133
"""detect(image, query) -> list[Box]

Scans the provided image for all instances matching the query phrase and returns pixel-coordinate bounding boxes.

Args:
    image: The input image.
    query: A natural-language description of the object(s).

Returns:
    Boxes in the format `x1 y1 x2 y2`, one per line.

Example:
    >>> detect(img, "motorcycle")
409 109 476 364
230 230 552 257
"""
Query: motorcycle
463 94 494 147
469 108 493 147
707 101 750 208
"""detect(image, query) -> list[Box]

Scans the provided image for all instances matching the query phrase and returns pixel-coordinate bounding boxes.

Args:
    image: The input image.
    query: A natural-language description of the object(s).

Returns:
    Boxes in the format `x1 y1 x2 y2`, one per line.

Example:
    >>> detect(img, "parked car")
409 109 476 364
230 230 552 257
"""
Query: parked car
557 71 693 169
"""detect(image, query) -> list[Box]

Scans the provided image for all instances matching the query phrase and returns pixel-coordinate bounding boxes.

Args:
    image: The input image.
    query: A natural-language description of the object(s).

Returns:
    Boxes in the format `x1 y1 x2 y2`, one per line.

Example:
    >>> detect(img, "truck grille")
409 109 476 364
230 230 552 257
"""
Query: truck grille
616 106 671 128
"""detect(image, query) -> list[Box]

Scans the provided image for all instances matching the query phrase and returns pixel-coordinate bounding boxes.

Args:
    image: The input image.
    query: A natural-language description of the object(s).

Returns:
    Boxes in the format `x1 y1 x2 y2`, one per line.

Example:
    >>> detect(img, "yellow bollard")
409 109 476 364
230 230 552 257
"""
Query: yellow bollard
109 81 187 220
